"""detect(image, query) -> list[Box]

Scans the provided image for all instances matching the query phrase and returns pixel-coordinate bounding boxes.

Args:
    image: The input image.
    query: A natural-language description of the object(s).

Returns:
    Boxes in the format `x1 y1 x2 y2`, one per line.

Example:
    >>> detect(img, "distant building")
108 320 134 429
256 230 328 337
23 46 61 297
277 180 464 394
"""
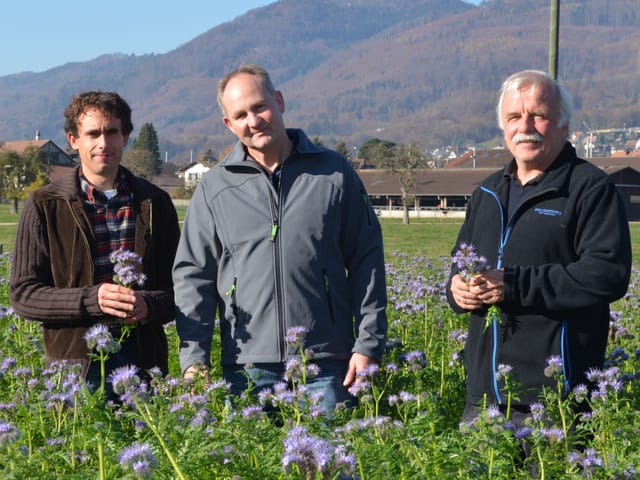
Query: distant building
0 139 75 167
0 138 76 181
357 151 640 221
149 162 183 197
176 162 213 187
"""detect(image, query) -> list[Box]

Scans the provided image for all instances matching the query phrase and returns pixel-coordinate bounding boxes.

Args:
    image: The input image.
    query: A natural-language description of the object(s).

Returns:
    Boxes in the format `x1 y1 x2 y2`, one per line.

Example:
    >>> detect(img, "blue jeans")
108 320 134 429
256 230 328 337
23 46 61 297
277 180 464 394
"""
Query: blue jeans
223 359 354 413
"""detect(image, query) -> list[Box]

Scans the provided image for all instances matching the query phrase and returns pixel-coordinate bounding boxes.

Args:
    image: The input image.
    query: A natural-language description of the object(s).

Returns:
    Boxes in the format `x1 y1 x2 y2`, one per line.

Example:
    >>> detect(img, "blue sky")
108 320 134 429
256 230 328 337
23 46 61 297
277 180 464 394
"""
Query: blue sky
0 0 275 77
1 0 482 78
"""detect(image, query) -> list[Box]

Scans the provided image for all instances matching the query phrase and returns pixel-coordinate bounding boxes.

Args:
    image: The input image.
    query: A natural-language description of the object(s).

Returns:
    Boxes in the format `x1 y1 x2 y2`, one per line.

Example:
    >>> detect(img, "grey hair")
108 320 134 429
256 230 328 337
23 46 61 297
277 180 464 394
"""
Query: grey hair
496 69 573 132
217 64 277 115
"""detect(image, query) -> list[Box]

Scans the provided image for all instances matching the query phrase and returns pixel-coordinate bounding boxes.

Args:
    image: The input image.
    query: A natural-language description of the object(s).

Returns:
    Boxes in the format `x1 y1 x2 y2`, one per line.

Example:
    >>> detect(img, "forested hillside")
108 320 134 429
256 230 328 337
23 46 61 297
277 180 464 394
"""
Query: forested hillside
0 0 637 161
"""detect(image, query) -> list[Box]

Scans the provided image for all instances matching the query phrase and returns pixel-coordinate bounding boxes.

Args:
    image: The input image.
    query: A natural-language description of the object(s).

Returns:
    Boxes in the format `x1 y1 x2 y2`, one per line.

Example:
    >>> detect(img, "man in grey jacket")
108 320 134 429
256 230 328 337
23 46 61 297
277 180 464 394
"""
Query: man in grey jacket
173 64 388 412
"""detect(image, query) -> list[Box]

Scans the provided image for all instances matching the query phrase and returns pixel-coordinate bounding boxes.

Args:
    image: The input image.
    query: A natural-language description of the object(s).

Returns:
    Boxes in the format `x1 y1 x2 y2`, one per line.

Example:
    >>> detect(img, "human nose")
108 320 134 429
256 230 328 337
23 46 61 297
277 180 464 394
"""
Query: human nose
247 111 261 128
517 113 536 132
96 133 108 148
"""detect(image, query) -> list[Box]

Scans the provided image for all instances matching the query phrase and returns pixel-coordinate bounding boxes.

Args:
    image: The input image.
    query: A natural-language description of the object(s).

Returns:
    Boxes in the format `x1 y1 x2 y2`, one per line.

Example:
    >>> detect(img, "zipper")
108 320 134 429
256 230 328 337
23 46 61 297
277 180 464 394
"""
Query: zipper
479 186 509 404
322 269 336 323
267 169 286 361
560 321 571 391
480 184 559 403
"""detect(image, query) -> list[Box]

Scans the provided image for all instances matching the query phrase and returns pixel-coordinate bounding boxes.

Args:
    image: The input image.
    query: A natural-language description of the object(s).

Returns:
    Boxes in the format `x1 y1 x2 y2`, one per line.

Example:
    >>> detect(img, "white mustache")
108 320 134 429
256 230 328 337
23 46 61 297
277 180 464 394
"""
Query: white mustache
514 133 544 144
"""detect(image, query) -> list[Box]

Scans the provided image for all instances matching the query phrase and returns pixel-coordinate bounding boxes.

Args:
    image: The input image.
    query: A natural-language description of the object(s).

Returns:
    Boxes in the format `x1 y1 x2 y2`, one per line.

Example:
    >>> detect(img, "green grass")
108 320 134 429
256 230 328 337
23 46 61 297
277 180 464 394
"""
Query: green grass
381 218 462 258
382 218 640 263
0 204 21 254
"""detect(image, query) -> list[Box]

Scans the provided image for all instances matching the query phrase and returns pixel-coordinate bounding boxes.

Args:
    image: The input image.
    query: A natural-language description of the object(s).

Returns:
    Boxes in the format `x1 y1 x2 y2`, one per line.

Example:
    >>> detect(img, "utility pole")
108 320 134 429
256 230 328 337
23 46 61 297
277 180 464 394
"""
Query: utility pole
549 0 560 79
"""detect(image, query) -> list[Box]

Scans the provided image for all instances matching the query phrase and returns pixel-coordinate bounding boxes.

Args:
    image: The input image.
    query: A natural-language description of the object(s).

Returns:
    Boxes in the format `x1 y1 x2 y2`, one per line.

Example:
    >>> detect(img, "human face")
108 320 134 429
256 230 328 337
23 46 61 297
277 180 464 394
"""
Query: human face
221 73 287 158
67 108 129 189
501 83 567 174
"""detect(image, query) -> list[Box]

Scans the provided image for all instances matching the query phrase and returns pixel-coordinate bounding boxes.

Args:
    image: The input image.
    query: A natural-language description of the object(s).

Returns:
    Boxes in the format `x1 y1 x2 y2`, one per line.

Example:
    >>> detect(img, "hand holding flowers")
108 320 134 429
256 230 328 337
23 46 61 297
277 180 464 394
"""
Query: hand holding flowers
451 242 502 330
111 248 148 324
110 248 147 288
97 249 148 324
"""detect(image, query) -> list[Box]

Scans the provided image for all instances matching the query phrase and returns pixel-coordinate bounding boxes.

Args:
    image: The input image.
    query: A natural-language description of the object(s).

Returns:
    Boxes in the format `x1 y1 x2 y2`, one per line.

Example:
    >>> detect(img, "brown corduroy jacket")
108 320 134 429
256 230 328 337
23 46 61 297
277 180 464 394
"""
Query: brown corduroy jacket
9 166 180 376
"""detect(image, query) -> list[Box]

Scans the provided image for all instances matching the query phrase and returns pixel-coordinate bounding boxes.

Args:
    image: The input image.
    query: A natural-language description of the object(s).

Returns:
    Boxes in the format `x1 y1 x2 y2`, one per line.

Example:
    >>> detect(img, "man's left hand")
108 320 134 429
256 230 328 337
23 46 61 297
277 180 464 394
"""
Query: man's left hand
343 352 377 387
469 269 505 305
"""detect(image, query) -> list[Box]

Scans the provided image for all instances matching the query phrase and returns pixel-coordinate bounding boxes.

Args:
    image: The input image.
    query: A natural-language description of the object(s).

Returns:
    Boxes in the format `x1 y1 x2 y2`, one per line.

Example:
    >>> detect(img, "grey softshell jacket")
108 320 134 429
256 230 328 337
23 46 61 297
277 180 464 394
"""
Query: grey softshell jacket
173 129 388 371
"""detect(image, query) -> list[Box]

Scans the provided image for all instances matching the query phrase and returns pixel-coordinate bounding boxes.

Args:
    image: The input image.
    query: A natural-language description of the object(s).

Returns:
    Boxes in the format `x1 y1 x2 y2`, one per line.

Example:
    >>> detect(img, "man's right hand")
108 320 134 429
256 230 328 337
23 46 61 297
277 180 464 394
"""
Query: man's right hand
183 364 210 382
450 273 484 310
98 283 137 320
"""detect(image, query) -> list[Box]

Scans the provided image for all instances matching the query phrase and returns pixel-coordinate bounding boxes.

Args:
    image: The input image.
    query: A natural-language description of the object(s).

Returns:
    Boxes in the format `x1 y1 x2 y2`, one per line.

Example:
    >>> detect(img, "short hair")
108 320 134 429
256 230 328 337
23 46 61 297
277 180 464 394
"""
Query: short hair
496 70 573 132
216 64 277 115
63 91 134 138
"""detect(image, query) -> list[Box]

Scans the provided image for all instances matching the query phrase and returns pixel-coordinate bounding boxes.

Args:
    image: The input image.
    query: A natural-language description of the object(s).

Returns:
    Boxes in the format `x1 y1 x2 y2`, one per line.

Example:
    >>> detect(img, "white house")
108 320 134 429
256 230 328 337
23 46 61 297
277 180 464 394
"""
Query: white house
176 162 211 187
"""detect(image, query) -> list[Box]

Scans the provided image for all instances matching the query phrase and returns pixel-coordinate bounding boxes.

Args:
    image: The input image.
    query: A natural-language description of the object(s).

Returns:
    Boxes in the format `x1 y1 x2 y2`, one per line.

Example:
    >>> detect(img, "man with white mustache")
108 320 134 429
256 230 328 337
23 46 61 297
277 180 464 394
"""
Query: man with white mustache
447 70 631 430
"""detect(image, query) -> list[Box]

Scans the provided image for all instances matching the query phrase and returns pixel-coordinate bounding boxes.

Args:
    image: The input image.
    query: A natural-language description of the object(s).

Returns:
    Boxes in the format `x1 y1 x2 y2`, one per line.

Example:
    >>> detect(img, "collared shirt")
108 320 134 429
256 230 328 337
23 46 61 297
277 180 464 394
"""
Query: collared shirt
269 163 283 192
504 161 546 222
79 168 136 284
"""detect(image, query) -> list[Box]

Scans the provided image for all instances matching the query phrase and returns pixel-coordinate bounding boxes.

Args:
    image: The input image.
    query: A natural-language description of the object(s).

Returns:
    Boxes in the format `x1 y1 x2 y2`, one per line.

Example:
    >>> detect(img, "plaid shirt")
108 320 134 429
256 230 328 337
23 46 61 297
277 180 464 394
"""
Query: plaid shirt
80 168 136 284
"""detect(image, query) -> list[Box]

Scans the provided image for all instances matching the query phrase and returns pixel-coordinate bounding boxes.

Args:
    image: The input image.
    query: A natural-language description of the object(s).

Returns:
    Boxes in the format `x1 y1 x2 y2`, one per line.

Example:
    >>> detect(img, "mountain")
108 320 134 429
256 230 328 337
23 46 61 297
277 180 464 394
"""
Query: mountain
1 0 638 163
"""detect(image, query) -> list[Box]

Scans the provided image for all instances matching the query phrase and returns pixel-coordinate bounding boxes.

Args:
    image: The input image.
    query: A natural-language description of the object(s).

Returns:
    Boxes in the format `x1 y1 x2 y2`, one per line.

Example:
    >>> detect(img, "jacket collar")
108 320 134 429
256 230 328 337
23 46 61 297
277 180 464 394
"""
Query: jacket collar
221 128 324 168
492 142 577 190
48 165 156 204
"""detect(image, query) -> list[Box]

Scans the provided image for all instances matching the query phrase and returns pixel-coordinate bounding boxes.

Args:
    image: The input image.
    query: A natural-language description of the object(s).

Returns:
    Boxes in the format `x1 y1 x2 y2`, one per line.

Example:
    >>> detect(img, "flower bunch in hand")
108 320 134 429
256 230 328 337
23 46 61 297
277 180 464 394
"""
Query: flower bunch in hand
452 242 500 330
452 242 491 282
110 248 147 288
109 248 147 339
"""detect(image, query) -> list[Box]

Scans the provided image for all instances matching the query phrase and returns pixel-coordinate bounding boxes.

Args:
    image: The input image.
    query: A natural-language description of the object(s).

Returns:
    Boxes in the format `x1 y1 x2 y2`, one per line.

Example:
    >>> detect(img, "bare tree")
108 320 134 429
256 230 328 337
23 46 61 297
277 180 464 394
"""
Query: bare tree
383 143 427 225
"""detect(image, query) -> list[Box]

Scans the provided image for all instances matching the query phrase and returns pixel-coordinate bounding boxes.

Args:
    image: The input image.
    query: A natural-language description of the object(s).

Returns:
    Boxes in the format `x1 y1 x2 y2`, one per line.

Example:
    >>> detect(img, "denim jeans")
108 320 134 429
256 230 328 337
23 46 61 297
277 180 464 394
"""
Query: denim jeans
223 359 354 413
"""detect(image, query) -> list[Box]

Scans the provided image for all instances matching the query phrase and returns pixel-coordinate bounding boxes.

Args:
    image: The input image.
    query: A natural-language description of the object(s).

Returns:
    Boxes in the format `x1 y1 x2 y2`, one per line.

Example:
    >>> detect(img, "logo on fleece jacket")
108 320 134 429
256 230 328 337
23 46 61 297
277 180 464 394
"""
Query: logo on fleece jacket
534 207 562 217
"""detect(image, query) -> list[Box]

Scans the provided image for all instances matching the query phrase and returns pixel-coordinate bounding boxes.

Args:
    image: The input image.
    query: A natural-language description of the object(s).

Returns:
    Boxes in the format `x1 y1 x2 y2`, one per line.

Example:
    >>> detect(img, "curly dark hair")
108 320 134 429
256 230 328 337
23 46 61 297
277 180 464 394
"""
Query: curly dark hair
63 91 133 138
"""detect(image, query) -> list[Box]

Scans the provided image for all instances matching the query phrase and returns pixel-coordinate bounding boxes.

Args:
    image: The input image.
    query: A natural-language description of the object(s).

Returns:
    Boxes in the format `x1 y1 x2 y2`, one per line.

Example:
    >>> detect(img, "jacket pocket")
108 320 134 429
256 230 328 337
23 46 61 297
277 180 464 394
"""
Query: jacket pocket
225 277 238 319
361 189 373 226
322 269 336 323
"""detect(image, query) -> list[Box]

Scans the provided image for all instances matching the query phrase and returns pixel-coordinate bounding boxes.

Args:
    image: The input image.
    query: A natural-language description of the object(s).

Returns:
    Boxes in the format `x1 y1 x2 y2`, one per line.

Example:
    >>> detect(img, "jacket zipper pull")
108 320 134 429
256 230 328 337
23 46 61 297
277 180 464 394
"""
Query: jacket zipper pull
497 245 505 269
271 223 279 242
225 279 237 296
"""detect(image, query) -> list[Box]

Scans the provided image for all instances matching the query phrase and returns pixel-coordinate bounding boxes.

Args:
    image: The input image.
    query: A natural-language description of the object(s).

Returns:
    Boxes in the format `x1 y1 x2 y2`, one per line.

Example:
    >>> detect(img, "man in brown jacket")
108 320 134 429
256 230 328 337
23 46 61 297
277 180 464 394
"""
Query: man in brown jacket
9 91 179 394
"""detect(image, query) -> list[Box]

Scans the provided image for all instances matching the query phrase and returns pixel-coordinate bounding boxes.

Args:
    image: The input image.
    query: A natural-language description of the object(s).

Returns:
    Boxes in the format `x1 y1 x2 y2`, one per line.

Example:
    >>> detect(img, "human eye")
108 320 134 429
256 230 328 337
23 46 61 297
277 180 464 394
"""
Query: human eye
505 113 520 123
232 111 247 120
533 111 549 122
85 129 101 138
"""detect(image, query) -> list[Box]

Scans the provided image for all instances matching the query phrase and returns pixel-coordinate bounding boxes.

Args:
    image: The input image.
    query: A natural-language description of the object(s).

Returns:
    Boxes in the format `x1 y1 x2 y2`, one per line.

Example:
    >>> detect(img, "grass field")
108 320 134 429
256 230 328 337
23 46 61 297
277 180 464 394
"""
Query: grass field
1 203 639 261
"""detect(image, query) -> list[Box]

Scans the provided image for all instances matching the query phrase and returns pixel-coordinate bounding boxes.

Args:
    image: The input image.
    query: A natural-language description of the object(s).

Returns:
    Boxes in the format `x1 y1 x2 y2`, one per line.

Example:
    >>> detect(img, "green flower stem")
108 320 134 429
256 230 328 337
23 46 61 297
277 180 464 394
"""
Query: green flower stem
488 447 494 479
71 398 78 469
439 346 446 399
556 378 569 458
99 350 106 397
423 301 431 352
136 399 187 480
97 432 105 480
535 444 545 480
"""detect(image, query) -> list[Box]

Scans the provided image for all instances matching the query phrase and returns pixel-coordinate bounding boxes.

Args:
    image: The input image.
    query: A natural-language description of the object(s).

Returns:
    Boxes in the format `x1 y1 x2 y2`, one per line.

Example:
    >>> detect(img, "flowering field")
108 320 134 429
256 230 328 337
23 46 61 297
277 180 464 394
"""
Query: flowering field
1 249 640 479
